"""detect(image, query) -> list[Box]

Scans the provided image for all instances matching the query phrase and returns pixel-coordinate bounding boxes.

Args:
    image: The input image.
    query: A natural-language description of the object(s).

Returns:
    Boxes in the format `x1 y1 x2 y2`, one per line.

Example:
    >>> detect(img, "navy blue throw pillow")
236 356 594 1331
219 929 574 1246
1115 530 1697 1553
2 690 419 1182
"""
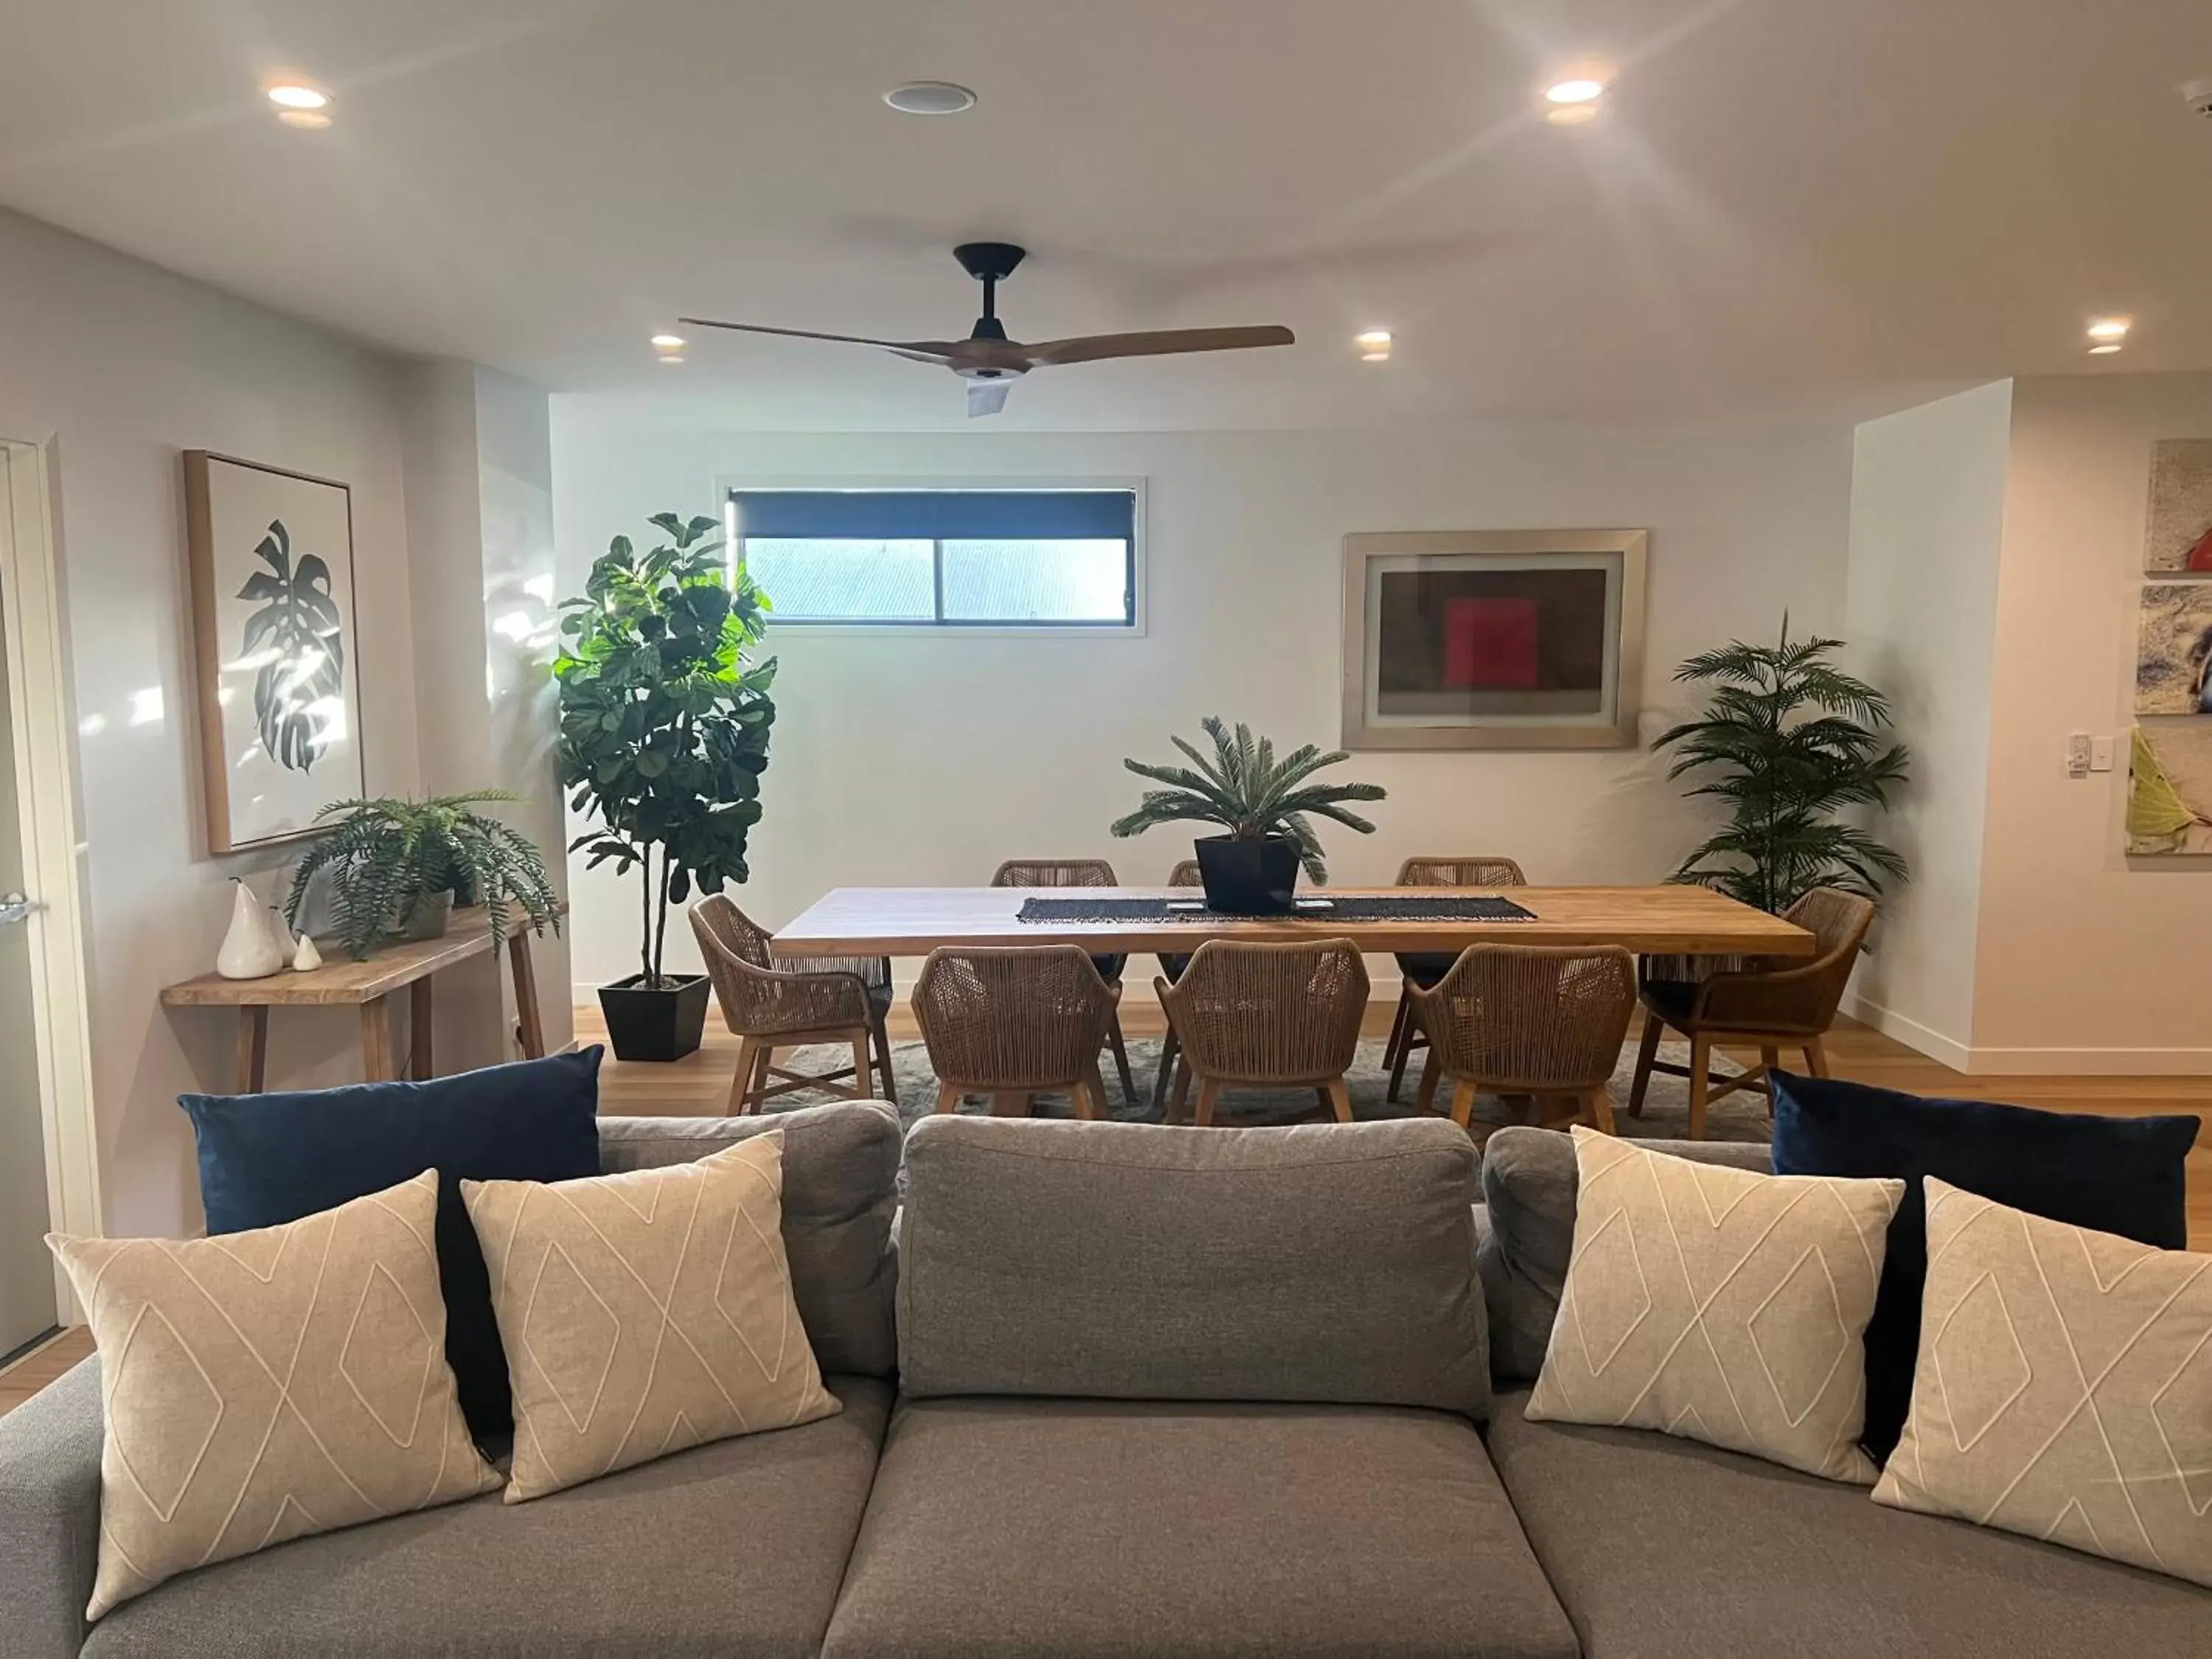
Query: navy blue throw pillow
181 1047 604 1445
1770 1070 2197 1463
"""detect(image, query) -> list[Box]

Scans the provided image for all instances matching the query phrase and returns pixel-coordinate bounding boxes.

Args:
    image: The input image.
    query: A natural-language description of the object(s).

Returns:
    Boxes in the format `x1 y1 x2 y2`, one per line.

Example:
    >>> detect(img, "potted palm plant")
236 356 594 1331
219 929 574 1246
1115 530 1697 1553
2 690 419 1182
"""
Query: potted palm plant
1110 717 1385 914
556 512 776 1061
1654 616 1910 911
284 790 562 961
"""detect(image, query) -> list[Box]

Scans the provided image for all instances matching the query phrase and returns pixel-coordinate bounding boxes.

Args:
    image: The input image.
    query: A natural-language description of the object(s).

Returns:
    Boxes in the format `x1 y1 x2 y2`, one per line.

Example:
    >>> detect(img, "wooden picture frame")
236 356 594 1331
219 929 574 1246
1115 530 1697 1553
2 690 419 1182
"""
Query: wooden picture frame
1341 529 1648 751
184 451 365 853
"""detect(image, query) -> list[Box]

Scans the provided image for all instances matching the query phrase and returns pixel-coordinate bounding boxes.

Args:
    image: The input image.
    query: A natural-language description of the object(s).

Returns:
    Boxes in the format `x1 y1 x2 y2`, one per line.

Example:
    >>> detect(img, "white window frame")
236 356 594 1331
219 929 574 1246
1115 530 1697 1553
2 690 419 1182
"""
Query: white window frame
713 474 1149 639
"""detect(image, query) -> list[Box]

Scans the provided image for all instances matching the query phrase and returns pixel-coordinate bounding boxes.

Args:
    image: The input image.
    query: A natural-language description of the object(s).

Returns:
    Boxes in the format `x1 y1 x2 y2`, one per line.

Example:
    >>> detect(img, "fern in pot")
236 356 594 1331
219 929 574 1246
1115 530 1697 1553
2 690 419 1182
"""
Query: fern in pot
1111 717 1385 913
285 790 562 961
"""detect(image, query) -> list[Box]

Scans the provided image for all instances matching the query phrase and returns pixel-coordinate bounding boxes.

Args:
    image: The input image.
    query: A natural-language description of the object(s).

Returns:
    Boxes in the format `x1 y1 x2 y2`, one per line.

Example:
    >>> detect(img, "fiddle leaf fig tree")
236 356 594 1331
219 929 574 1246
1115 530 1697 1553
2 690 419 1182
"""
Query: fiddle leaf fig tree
555 512 776 987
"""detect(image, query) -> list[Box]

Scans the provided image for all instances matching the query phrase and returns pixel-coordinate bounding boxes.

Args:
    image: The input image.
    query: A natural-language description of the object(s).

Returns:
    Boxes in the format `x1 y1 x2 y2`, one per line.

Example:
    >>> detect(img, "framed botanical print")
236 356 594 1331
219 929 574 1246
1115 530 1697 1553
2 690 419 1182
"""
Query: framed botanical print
184 451 365 852
1341 529 1647 749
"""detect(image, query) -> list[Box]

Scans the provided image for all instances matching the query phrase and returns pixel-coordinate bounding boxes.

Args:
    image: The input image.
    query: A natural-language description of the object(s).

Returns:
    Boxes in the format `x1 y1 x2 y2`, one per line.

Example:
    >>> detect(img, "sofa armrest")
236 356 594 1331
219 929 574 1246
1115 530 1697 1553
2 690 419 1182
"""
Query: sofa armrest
0 1353 100 1658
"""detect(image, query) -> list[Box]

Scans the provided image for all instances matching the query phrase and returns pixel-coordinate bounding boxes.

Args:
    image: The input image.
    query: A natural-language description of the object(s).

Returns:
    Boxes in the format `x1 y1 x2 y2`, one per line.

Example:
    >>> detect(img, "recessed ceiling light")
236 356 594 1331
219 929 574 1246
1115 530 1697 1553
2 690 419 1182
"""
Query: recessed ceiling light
656 353 686 366
2086 317 2130 341
2087 343 2124 356
1545 103 1601 126
1545 77 1607 105
884 81 977 115
650 333 686 350
276 109 333 130
266 82 330 111
1354 330 1393 350
1360 351 1391 363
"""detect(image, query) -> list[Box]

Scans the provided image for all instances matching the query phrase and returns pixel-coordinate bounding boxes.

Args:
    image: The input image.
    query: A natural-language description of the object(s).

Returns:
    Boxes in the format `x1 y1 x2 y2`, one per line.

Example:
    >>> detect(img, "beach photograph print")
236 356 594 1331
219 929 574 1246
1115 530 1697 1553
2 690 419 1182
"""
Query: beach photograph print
2144 439 2212 572
2134 582 2212 714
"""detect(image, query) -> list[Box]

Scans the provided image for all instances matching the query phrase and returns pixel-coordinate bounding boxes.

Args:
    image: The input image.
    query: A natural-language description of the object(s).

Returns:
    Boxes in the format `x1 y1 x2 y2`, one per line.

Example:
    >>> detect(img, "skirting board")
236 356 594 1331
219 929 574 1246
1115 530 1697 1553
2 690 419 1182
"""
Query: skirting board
1843 992 2212 1076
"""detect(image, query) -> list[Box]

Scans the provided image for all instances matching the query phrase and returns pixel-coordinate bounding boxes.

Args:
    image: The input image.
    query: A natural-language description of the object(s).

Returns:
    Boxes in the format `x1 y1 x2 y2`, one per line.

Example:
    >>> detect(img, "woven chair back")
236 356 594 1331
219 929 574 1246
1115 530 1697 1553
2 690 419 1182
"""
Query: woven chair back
1424 943 1636 1093
1160 938 1369 1085
912 945 1118 1090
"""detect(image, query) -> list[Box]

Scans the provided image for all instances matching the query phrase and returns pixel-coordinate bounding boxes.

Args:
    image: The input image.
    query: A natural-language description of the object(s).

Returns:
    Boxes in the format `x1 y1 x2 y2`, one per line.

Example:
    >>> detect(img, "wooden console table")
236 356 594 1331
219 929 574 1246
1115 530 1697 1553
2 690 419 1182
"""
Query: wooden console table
161 906 553 1093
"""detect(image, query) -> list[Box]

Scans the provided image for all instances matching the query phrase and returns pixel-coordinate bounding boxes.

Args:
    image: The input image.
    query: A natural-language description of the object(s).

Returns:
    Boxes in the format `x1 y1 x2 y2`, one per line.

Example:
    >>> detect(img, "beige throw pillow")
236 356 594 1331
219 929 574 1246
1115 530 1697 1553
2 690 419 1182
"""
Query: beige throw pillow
48 1171 499 1621
1873 1178 2212 1587
1528 1128 1903 1483
463 1130 839 1502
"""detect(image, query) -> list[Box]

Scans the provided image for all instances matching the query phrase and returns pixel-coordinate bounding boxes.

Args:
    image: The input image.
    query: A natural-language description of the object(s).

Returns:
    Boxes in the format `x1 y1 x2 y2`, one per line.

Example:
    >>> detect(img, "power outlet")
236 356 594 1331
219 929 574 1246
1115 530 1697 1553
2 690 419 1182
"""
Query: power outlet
2066 732 2091 778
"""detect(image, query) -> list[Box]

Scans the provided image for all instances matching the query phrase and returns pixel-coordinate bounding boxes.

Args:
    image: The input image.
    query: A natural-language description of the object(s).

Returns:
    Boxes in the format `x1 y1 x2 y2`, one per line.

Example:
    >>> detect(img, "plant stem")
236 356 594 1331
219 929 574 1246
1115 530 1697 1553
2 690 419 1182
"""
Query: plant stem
639 843 653 987
651 842 670 985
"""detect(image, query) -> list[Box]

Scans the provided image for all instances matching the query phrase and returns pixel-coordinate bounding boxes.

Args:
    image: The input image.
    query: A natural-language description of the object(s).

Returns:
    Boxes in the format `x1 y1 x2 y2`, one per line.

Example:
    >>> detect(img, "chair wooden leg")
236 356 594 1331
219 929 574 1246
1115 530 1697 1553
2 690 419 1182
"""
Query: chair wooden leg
1385 990 1419 1102
1627 1012 1663 1117
1105 1014 1137 1104
1416 1050 1443 1116
1194 1078 1220 1127
1171 1060 1192 1123
1759 1045 1781 1114
848 1032 874 1100
1324 1077 1354 1124
1151 1026 1181 1116
933 1084 961 1115
1447 1078 1479 1130
728 1037 759 1116
1803 1036 1831 1077
1081 1064 1110 1121
1686 1034 1711 1140
1587 1087 1618 1135
1382 990 1411 1069
871 1014 900 1105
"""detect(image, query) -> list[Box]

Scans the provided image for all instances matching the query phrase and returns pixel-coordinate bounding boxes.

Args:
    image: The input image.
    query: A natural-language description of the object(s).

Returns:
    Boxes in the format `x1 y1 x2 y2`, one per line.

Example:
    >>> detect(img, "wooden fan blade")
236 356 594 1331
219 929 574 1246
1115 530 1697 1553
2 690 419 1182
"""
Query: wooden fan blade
677 317 964 366
967 377 1014 418
1018 325 1295 367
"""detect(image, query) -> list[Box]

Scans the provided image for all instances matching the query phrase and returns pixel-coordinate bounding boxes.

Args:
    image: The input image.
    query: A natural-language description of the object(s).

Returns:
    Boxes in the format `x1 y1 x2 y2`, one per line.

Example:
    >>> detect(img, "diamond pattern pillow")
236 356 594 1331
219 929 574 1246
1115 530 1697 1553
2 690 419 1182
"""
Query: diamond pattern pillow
1528 1128 1904 1483
1873 1178 2212 1587
48 1172 500 1620
462 1130 840 1502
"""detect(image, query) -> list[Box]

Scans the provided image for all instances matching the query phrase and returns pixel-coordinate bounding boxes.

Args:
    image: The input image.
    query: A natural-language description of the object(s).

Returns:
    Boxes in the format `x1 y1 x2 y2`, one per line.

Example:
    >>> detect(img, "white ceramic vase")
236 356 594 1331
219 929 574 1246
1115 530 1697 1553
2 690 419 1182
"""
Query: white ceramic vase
292 932 324 972
216 878 285 979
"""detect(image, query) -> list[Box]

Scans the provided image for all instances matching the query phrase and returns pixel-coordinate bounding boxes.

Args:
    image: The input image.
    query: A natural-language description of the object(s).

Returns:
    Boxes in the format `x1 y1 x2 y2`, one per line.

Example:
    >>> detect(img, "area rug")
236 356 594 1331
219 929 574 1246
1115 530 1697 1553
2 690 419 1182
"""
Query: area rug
757 1035 1771 1146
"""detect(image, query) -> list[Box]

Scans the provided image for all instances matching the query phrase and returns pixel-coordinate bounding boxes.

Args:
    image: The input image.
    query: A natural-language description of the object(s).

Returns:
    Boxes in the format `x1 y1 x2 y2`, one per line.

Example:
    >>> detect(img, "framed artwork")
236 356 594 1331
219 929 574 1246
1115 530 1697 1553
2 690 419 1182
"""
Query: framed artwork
2144 439 2212 572
2133 582 2212 715
184 451 364 852
2126 726 2212 855
1340 529 1647 749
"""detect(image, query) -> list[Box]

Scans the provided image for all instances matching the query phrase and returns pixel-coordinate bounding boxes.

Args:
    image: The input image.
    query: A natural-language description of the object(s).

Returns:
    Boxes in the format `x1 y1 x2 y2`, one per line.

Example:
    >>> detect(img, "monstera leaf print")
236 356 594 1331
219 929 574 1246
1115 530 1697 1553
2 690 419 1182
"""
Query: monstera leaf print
237 519 345 772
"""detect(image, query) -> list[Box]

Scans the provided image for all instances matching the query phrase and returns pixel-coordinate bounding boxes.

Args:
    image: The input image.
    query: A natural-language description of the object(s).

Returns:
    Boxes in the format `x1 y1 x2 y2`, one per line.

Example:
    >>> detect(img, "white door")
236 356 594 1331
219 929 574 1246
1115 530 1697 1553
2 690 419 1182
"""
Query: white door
0 451 57 1360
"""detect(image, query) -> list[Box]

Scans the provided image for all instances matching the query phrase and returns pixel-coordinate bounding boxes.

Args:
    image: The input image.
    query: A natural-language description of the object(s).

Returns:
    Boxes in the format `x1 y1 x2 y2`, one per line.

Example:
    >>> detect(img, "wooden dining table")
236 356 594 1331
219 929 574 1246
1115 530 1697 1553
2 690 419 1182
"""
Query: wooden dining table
771 884 1815 961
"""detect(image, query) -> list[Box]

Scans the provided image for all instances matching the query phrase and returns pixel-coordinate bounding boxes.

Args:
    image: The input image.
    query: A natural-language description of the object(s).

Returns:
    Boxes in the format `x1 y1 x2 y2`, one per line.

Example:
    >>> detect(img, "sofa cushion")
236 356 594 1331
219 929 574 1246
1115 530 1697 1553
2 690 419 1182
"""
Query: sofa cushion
1770 1070 2199 1461
1484 1389 2212 1659
597 1104 901 1377
821 1395 1579 1659
181 1048 604 1441
1476 1126 1769 1381
898 1116 1488 1415
80 1375 891 1659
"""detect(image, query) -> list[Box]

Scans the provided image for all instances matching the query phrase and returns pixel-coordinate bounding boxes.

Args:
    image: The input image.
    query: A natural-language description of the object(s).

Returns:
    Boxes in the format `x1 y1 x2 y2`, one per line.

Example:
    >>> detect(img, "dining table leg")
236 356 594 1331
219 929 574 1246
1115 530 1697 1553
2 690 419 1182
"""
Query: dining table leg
361 995 399 1082
234 1006 268 1094
507 931 546 1059
410 977 435 1081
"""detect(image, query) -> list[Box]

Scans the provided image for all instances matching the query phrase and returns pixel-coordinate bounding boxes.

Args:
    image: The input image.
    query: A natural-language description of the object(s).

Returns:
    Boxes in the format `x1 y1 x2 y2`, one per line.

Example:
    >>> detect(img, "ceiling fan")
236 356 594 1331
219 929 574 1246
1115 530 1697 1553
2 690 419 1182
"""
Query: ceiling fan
681 243 1295 417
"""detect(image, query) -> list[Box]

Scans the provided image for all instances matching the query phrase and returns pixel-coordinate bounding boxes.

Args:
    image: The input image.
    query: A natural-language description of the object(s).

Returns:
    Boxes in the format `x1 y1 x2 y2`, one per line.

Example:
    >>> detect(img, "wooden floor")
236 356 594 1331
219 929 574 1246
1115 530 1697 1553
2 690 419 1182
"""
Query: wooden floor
6 1006 2205 1423
584 1004 2212 1250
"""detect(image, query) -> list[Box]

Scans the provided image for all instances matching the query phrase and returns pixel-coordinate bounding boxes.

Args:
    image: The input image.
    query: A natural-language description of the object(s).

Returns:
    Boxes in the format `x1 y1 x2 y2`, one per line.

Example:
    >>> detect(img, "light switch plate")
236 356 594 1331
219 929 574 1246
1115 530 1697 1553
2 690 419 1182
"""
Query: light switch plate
2090 734 2115 773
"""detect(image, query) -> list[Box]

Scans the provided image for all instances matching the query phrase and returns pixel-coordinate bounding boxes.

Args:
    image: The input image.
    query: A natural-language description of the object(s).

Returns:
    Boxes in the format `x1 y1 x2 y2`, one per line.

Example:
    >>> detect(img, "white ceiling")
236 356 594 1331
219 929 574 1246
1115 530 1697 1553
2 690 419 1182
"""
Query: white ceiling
2 0 2208 429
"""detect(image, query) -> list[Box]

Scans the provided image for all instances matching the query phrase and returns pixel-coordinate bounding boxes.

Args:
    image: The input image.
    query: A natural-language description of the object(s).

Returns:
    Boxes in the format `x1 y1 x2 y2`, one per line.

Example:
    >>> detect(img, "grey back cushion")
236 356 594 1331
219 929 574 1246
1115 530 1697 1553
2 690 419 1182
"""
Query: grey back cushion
1478 1126 1771 1381
598 1102 901 1377
898 1116 1490 1416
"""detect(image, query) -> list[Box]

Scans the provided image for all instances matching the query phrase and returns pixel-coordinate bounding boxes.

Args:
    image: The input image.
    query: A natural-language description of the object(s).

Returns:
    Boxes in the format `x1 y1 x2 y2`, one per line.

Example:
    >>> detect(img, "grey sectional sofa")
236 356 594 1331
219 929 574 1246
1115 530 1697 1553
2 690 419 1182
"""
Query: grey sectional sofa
1 1103 2203 1658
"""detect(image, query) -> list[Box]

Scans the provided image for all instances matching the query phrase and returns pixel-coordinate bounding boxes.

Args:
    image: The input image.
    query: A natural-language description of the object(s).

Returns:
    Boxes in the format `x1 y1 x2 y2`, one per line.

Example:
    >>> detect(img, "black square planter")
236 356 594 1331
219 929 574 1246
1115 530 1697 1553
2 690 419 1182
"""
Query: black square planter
596 973 712 1062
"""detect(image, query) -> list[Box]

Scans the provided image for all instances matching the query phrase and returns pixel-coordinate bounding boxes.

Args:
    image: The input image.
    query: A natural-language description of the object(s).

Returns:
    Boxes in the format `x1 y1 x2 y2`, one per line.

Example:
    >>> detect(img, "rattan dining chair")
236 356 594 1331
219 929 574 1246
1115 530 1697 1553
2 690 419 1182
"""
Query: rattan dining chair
1383 856 1528 1104
1626 887 1875 1138
989 858 1138 1104
689 896 895 1115
1149 858 1206 1110
1405 943 1636 1141
1155 939 1369 1126
911 945 1119 1119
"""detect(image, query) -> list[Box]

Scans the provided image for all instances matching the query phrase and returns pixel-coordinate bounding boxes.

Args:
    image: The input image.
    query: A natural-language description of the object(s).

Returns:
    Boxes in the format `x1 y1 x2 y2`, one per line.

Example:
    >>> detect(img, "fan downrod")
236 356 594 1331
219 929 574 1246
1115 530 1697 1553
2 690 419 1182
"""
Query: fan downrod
954 242 1026 341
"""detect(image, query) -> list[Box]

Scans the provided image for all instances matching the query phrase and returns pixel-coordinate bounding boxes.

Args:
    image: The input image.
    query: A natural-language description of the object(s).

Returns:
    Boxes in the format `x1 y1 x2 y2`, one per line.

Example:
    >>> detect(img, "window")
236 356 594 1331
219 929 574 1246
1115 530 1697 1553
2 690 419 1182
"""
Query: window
726 487 1138 627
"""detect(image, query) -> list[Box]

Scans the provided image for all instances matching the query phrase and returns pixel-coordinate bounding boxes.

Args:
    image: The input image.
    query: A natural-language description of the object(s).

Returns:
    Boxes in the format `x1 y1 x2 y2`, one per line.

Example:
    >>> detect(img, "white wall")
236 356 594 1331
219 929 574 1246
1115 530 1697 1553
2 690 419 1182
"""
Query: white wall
1841 381 2014 1065
549 411 1855 995
1969 372 2212 1069
0 206 420 1239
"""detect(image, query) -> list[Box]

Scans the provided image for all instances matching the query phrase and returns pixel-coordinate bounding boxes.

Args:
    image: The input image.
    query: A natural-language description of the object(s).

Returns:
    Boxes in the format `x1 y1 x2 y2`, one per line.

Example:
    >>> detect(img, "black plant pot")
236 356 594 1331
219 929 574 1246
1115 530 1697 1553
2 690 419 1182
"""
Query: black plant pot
597 973 712 1062
1194 833 1301 915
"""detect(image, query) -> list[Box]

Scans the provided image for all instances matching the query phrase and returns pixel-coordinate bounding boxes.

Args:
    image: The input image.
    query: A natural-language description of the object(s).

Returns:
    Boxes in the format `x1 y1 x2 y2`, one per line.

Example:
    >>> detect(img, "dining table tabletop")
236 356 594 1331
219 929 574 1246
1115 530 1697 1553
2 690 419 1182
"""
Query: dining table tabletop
771 883 1815 960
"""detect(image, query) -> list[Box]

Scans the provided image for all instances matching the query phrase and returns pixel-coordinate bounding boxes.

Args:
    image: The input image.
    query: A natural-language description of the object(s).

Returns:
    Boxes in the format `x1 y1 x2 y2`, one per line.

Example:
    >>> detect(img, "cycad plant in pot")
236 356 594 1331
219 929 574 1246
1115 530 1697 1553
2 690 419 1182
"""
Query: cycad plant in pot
556 512 776 1061
1654 617 1910 913
283 790 562 961
1110 717 1385 913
